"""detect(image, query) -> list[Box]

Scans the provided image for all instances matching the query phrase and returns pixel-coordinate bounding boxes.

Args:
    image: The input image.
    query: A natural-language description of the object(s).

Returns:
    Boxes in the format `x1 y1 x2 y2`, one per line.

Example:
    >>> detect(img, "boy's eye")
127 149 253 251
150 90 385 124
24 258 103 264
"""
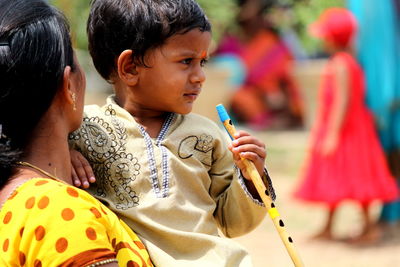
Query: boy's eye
200 58 209 67
181 58 192 65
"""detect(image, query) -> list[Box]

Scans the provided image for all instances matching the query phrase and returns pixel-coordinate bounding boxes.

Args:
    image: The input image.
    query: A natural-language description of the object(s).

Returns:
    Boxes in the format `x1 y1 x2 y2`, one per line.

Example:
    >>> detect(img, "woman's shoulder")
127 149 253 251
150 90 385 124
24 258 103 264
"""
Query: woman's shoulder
3 178 102 211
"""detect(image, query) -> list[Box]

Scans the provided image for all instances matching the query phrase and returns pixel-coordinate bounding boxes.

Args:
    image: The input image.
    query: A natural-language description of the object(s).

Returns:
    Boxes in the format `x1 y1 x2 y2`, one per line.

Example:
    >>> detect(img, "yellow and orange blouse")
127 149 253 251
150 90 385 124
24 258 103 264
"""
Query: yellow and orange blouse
0 178 153 266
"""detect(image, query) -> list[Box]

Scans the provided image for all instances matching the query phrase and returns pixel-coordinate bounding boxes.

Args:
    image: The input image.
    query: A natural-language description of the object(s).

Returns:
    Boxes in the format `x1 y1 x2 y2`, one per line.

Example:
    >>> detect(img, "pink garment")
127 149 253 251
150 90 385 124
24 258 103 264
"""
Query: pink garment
295 52 398 206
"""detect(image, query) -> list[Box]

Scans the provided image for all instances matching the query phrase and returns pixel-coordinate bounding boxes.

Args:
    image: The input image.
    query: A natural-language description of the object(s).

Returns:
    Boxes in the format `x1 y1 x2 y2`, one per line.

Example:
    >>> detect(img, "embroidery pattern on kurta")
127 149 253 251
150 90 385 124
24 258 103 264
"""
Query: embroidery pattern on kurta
137 113 175 198
69 105 140 209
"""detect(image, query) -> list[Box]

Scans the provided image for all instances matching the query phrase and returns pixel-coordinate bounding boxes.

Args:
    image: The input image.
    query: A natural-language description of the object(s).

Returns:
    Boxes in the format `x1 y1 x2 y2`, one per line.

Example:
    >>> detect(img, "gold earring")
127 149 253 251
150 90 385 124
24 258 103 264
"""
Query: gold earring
71 92 77 111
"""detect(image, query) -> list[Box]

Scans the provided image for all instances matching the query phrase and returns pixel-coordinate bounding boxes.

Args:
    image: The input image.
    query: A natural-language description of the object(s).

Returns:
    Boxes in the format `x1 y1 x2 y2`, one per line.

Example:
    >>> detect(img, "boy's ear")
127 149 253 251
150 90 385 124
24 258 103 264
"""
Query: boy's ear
117 50 139 86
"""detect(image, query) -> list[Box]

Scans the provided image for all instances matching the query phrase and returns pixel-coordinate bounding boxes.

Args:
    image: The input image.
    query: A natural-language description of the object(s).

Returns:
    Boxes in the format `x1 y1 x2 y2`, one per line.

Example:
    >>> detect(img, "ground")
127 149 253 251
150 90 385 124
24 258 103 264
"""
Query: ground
234 130 400 267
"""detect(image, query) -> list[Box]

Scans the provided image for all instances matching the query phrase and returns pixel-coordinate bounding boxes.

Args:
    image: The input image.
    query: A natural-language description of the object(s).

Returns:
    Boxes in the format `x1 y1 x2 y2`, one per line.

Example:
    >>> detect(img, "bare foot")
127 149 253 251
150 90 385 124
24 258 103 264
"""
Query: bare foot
310 230 333 241
346 226 382 246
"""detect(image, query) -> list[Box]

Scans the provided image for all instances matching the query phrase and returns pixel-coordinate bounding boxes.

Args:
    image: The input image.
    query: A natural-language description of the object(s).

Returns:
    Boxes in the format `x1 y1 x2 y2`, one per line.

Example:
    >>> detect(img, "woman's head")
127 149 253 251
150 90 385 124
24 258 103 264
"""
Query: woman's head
87 0 211 81
309 8 357 50
0 0 83 185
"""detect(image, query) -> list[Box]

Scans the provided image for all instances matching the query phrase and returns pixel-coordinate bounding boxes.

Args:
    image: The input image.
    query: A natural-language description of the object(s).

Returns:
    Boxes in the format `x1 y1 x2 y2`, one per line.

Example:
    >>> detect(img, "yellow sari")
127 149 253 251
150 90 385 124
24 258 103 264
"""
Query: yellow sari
0 178 153 266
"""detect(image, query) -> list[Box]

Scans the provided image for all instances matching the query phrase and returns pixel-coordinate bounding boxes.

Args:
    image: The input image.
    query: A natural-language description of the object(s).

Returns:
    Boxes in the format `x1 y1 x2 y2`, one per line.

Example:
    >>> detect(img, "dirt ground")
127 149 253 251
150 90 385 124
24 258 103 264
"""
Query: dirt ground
233 130 400 267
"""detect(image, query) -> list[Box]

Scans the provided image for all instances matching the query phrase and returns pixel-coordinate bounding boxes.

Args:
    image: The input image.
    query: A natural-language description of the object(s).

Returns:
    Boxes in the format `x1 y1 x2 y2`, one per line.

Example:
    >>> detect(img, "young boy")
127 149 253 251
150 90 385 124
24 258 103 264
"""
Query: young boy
70 0 275 266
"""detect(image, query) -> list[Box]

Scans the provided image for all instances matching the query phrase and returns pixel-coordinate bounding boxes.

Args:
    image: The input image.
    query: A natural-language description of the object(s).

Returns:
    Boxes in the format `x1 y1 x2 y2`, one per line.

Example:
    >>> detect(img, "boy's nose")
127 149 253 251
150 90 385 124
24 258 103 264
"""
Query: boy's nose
190 66 206 84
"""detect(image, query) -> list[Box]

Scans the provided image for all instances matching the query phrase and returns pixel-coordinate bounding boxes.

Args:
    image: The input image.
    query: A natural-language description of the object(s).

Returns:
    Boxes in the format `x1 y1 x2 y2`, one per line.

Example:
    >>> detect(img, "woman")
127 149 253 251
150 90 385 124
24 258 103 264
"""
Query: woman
215 0 303 130
0 0 153 266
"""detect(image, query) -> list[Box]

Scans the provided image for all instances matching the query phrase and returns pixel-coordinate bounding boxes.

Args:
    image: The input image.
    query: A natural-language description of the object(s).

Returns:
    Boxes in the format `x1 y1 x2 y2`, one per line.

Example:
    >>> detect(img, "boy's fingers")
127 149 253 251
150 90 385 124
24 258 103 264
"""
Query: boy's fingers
232 136 265 149
239 151 260 162
80 158 96 183
233 144 266 159
71 157 89 187
71 167 81 187
233 130 251 138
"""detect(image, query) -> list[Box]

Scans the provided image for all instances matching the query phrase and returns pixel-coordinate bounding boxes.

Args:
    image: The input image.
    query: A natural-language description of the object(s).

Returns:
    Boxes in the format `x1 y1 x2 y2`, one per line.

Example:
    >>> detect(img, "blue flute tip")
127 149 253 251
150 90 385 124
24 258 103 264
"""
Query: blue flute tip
216 104 230 122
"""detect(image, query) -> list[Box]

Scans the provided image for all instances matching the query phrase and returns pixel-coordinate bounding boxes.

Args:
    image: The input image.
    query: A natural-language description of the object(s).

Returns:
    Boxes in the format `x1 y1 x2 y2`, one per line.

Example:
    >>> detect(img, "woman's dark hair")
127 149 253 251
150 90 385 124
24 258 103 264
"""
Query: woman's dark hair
0 0 75 187
87 0 212 80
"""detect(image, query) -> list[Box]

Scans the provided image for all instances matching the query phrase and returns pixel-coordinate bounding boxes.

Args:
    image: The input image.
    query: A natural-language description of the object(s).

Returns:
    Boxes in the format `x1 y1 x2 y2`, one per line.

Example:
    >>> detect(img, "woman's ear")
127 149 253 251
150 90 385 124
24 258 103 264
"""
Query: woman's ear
117 50 139 86
61 66 74 104
59 65 77 112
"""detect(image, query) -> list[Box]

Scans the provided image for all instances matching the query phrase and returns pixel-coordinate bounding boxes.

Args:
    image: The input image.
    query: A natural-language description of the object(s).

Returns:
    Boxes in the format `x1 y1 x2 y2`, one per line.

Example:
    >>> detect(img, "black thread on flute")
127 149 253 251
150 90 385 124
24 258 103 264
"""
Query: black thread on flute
279 220 284 227
229 119 233 125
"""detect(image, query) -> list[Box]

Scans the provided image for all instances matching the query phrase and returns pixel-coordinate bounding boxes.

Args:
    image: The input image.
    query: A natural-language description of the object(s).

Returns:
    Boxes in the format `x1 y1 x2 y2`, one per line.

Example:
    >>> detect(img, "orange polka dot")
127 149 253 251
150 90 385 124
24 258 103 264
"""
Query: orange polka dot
61 208 75 221
35 180 48 186
90 207 102 218
86 227 97 240
34 259 42 267
55 238 68 253
134 241 146 250
3 239 9 252
127 260 140 267
8 190 18 200
35 226 45 241
66 187 78 198
20 227 24 237
38 196 49 209
19 251 26 265
100 205 108 215
3 211 12 224
25 197 35 209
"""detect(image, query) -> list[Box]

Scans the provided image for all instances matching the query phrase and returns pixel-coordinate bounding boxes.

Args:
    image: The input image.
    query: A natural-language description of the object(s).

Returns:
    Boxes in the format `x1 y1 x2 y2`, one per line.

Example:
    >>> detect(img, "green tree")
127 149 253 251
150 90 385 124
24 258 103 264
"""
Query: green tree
50 0 90 50
50 0 345 55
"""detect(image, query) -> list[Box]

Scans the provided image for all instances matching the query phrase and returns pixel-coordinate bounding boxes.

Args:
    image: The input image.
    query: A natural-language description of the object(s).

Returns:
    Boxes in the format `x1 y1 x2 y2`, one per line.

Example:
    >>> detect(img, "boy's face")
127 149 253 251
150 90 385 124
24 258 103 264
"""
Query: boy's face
133 29 212 115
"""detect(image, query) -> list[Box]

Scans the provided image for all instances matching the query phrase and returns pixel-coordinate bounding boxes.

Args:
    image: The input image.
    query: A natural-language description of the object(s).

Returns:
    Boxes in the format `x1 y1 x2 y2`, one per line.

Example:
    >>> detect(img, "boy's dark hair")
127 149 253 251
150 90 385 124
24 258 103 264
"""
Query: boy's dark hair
87 0 212 80
0 0 75 187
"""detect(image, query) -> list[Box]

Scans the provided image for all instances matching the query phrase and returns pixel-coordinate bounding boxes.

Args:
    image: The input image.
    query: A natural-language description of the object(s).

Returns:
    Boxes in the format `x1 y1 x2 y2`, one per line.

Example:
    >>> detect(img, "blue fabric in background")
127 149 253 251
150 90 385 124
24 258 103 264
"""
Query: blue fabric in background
348 0 400 223
348 0 400 150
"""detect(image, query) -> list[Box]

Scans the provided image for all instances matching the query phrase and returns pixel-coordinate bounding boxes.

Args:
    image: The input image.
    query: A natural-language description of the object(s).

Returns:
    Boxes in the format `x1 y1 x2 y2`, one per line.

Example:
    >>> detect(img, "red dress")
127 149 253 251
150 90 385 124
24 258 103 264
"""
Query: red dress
295 52 398 206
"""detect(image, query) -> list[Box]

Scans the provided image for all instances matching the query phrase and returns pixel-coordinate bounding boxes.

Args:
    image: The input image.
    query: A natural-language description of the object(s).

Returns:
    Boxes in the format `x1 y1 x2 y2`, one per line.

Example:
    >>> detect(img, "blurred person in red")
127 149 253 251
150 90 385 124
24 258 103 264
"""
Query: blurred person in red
294 7 399 243
215 0 303 130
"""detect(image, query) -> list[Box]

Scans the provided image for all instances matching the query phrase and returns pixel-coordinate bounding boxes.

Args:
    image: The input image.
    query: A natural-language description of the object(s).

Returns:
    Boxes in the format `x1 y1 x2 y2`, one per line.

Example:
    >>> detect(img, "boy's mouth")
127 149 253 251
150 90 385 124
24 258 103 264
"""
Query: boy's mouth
184 89 201 101
184 93 199 101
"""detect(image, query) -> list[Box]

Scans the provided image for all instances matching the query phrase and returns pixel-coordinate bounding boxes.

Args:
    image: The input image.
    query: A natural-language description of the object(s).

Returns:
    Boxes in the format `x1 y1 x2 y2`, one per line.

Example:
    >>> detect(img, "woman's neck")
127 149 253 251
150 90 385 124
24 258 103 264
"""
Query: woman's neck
21 135 72 184
0 129 72 208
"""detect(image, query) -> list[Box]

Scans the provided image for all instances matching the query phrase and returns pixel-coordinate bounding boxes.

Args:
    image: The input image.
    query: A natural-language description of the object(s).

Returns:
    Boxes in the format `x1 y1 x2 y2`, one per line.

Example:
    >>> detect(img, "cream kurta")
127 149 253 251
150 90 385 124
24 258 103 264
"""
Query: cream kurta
69 96 270 267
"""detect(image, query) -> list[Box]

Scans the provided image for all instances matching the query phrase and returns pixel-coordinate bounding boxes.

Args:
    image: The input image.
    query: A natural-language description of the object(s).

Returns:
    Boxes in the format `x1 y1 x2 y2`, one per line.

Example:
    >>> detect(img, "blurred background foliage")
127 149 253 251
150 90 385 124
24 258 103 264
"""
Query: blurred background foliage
50 0 345 55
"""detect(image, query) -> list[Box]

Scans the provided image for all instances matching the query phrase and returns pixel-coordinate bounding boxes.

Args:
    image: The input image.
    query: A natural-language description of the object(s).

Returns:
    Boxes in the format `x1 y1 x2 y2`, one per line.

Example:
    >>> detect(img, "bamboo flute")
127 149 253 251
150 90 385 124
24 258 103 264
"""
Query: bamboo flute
216 104 304 267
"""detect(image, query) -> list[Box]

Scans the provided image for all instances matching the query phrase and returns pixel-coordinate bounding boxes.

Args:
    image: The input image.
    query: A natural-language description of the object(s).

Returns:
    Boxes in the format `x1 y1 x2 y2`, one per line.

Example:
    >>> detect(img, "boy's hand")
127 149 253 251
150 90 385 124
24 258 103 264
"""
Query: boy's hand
228 130 266 180
70 149 96 188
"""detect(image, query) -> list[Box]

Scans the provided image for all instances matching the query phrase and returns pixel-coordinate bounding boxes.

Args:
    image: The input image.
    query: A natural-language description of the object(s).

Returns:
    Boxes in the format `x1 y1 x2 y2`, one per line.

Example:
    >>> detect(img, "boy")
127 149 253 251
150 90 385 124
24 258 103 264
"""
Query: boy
70 0 275 266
